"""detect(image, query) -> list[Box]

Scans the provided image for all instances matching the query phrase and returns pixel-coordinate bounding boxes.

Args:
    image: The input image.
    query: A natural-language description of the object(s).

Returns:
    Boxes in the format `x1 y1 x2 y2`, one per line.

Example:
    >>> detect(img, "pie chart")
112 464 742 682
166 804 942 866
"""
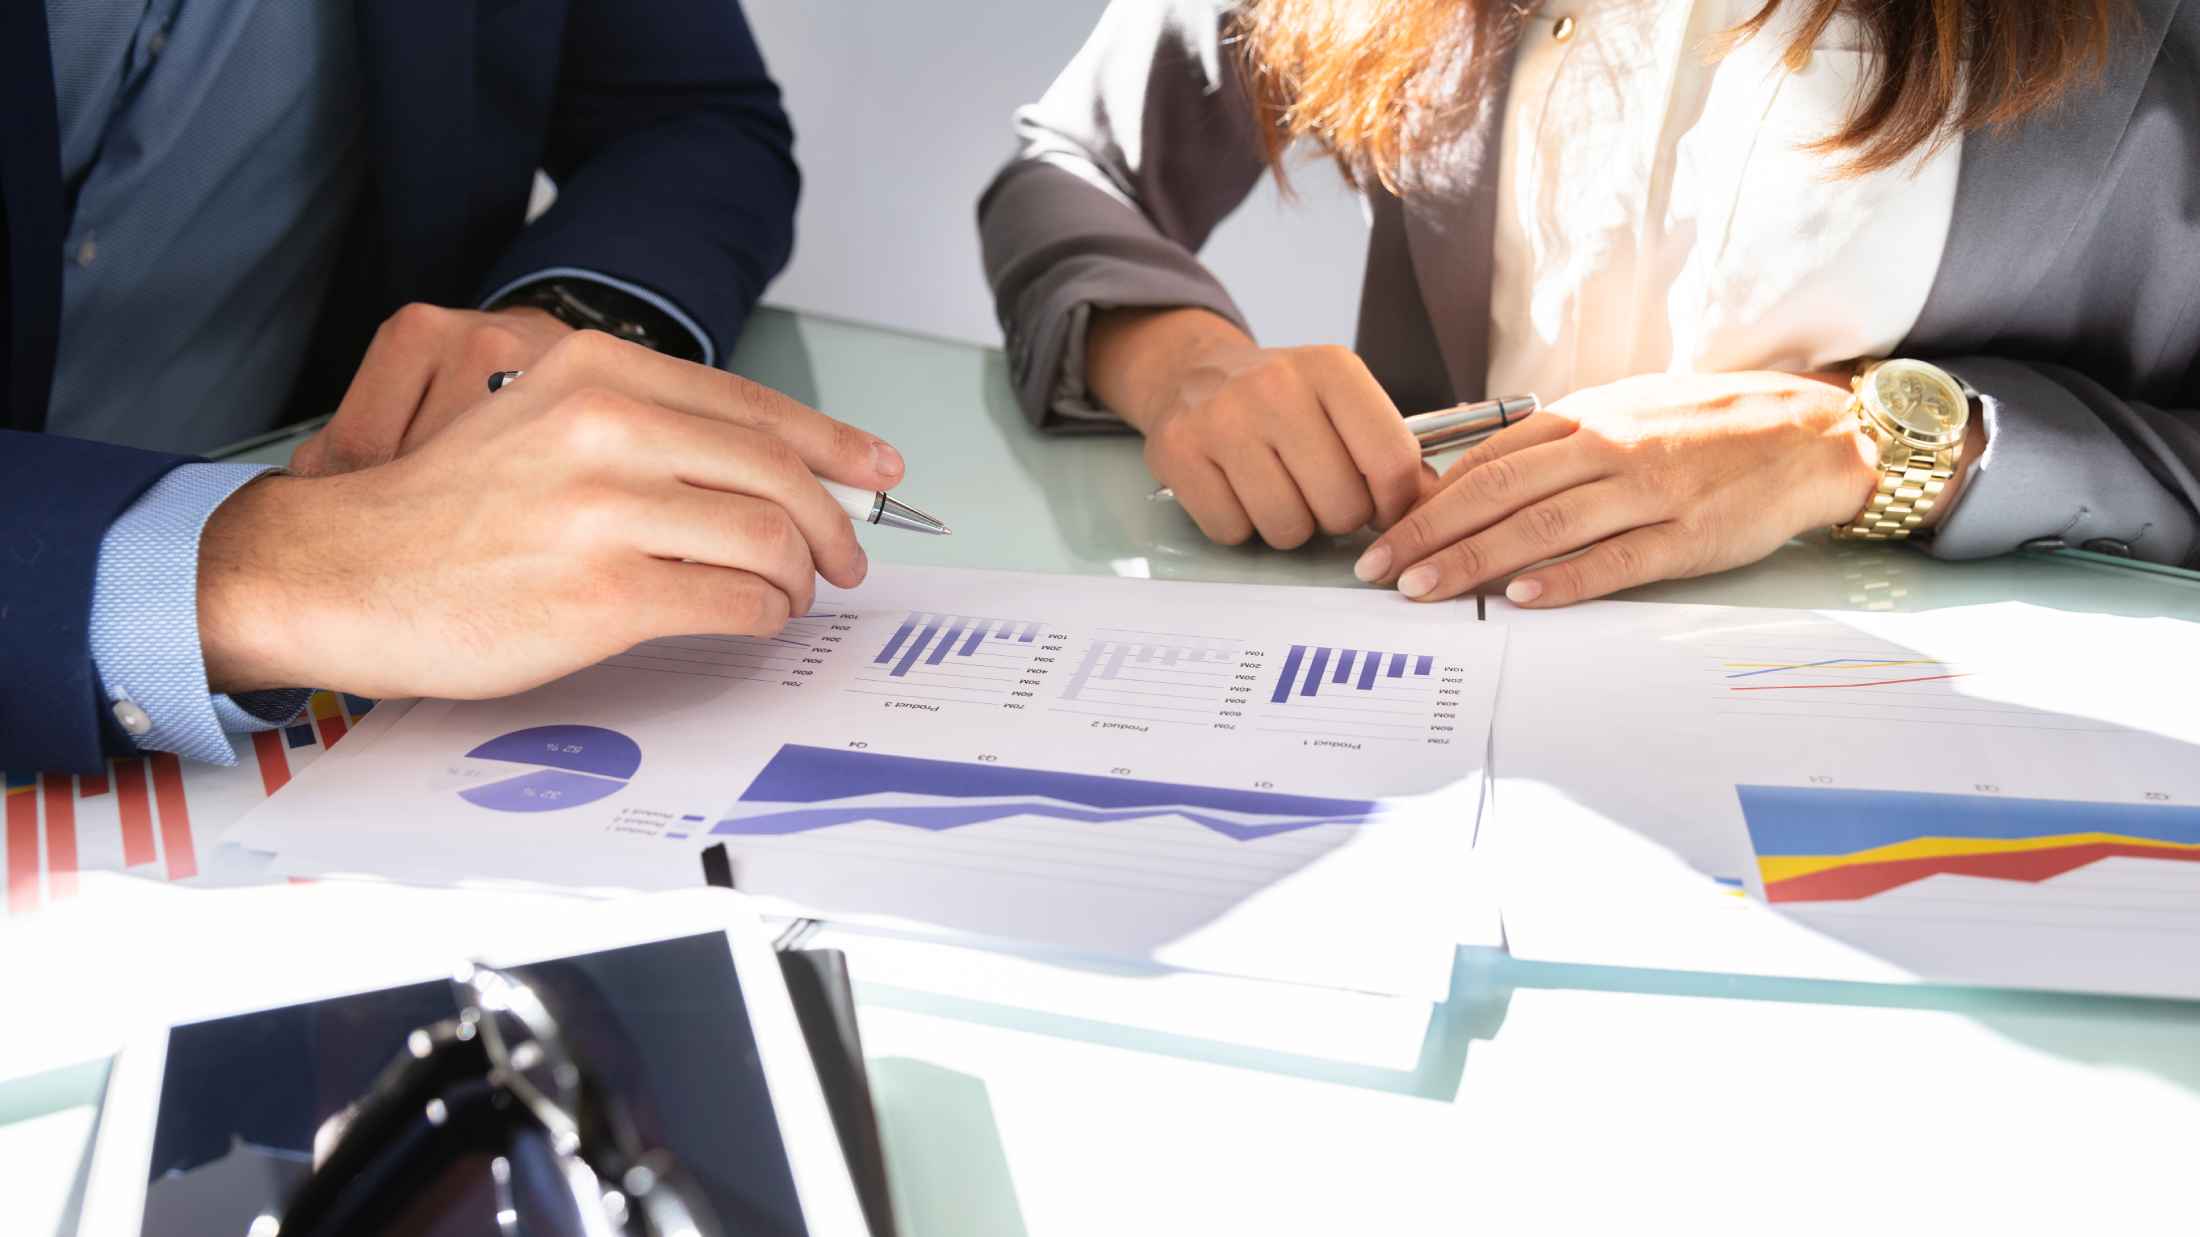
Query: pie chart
457 725 641 813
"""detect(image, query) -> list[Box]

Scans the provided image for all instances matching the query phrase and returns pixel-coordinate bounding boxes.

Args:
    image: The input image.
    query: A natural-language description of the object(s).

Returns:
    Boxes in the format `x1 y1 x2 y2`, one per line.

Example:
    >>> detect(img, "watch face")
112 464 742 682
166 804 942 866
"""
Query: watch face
1865 360 1968 446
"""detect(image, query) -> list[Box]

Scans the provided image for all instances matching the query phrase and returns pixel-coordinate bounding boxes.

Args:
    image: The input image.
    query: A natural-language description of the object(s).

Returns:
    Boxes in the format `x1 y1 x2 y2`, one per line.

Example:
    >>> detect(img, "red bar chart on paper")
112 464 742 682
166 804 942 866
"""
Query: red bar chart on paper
2 690 373 912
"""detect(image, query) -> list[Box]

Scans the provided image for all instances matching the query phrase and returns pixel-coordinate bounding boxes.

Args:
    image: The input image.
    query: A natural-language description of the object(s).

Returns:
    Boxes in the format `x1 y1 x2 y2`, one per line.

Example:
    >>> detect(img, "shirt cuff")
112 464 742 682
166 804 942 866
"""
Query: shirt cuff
86 463 307 766
478 267 717 368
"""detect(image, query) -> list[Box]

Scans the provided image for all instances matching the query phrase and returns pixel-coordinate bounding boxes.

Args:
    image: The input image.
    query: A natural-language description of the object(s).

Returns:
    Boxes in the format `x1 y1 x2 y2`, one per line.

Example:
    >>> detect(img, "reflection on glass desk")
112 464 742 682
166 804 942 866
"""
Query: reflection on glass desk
34 304 2174 1235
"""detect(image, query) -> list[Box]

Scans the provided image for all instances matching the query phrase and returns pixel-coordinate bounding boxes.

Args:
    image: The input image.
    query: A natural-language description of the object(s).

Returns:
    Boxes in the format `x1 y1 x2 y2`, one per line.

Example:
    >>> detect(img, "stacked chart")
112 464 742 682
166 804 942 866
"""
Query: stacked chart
717 744 1383 841
1740 785 2200 903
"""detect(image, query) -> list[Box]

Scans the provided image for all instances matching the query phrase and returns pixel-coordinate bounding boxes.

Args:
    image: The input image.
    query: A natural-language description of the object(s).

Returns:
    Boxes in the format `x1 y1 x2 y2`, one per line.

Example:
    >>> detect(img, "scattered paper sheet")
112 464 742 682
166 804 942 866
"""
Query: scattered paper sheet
1488 599 2200 998
235 566 1506 1000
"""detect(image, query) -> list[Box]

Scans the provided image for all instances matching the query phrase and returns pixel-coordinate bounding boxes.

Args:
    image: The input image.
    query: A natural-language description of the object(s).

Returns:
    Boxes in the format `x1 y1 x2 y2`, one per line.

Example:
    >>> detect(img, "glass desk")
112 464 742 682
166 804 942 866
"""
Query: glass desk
7 308 2198 1234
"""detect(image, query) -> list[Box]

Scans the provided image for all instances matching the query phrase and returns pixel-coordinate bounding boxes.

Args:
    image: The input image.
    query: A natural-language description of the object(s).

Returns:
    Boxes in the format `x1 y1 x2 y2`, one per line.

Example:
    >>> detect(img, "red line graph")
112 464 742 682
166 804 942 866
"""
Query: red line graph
1730 672 1970 694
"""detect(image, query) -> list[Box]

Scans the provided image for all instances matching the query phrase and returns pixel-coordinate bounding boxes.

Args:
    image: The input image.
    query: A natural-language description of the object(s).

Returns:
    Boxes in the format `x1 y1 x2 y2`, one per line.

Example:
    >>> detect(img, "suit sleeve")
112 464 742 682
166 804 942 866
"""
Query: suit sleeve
1929 358 2200 567
977 0 1271 431
0 431 195 773
473 0 799 366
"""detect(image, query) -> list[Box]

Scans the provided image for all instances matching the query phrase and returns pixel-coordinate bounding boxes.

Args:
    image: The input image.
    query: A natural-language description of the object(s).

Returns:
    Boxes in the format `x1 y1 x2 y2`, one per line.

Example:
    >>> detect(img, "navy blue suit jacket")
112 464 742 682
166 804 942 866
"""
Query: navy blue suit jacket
0 0 798 773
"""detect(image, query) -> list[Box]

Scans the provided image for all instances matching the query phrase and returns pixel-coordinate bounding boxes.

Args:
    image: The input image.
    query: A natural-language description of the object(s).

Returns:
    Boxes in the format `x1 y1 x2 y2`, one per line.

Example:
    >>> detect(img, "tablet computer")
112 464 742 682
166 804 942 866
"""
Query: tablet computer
77 890 868 1236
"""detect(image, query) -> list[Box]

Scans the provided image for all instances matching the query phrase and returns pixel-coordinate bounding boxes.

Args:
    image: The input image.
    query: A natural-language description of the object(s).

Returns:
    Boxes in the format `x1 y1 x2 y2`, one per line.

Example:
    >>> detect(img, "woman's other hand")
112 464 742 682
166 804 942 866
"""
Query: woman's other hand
1353 371 1957 606
1088 308 1425 548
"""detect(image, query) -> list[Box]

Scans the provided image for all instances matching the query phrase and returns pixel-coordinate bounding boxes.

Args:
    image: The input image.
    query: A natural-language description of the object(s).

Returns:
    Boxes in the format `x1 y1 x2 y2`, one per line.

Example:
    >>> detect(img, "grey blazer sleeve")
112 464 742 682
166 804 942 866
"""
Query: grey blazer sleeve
976 0 1269 430
1931 359 2200 565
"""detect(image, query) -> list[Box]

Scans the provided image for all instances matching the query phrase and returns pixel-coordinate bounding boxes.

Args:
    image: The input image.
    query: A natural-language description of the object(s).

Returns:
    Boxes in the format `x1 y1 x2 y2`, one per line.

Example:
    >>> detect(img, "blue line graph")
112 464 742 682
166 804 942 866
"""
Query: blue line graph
1271 645 1434 703
712 745 1381 842
875 611 1041 678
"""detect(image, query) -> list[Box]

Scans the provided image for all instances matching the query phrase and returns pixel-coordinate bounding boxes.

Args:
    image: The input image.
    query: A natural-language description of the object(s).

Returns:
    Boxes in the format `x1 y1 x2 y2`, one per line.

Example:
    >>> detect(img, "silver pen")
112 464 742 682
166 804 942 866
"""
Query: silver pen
1147 393 1540 502
487 369 950 535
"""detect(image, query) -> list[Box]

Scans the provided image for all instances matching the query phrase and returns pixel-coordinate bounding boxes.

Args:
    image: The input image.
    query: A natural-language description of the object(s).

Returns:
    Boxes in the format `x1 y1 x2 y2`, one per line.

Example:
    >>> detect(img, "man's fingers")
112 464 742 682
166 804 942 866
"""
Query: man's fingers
1507 524 1692 607
1391 479 1647 603
1220 446 1319 549
401 322 536 454
560 392 870 590
531 330 905 491
627 559 798 641
297 309 444 474
1364 436 1609 586
630 489 820 620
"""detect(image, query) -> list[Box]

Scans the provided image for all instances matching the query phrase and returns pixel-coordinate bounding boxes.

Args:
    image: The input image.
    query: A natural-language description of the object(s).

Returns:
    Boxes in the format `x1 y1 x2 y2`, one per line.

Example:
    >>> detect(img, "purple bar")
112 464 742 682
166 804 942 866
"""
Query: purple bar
1018 622 1040 642
1414 655 1434 676
927 618 970 664
876 616 919 665
1302 646 1332 696
1333 649 1357 683
1271 645 1306 703
958 619 991 657
1358 653 1380 690
894 615 944 676
1387 653 1406 678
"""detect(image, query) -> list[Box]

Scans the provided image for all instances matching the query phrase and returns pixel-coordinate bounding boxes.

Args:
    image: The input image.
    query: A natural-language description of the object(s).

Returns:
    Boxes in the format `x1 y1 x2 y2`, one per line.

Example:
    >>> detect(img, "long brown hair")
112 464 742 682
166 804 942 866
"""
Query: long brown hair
1237 0 2123 189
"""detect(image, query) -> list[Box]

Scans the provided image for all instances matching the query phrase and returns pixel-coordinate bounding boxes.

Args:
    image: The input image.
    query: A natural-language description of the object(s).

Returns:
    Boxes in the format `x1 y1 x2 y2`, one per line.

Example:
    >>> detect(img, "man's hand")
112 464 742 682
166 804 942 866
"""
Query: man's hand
1352 371 1926 607
198 331 908 699
289 303 574 475
1088 308 1425 548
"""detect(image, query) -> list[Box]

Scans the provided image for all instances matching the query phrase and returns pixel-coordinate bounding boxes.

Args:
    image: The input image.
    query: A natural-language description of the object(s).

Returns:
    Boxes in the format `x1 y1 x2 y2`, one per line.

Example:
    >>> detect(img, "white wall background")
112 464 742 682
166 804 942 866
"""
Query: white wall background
743 1 1367 351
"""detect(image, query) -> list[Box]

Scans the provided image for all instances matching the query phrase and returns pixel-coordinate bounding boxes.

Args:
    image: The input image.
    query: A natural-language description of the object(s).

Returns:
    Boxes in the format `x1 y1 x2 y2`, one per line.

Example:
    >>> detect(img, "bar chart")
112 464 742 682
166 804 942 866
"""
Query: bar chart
1269 645 1436 701
848 610 1061 711
1052 626 1246 729
605 612 852 688
1256 644 1459 745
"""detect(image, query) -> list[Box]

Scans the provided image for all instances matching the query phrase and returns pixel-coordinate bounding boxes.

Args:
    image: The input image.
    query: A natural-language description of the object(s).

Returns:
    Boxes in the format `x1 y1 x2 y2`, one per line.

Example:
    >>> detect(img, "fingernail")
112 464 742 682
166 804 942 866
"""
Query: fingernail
872 441 905 479
1506 578 1544 604
853 542 871 580
1397 565 1440 598
1353 544 1392 583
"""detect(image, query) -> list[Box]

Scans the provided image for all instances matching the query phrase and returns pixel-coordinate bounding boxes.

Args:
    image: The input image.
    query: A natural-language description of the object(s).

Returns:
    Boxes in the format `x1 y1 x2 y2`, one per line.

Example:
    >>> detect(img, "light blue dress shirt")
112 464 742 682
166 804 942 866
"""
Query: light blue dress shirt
53 0 706 764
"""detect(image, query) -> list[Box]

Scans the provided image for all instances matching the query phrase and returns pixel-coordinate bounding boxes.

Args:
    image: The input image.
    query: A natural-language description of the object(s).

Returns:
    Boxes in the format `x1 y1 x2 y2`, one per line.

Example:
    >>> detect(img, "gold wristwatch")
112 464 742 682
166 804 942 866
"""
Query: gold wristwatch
1832 358 1973 541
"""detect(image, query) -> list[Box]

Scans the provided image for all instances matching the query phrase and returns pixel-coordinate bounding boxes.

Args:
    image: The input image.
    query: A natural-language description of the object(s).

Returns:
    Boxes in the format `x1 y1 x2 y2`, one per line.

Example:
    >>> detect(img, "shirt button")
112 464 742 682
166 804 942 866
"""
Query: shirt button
75 235 98 267
1553 15 1577 41
112 699 153 737
147 30 169 57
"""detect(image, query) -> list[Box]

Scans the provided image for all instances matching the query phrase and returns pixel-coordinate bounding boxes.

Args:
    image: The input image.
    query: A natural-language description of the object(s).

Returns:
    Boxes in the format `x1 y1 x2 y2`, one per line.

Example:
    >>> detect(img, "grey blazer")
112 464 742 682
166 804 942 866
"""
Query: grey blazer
979 0 2200 566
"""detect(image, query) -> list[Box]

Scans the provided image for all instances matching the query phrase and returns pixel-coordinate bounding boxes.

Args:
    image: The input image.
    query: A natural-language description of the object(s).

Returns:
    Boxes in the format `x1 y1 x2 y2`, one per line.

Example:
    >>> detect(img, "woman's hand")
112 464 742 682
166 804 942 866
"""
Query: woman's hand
1353 371 1908 607
1087 308 1425 548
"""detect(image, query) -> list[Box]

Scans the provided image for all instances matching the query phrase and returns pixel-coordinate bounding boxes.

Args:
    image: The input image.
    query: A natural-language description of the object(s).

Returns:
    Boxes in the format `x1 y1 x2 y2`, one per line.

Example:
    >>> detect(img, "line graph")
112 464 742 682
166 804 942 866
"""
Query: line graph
1701 636 2118 734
